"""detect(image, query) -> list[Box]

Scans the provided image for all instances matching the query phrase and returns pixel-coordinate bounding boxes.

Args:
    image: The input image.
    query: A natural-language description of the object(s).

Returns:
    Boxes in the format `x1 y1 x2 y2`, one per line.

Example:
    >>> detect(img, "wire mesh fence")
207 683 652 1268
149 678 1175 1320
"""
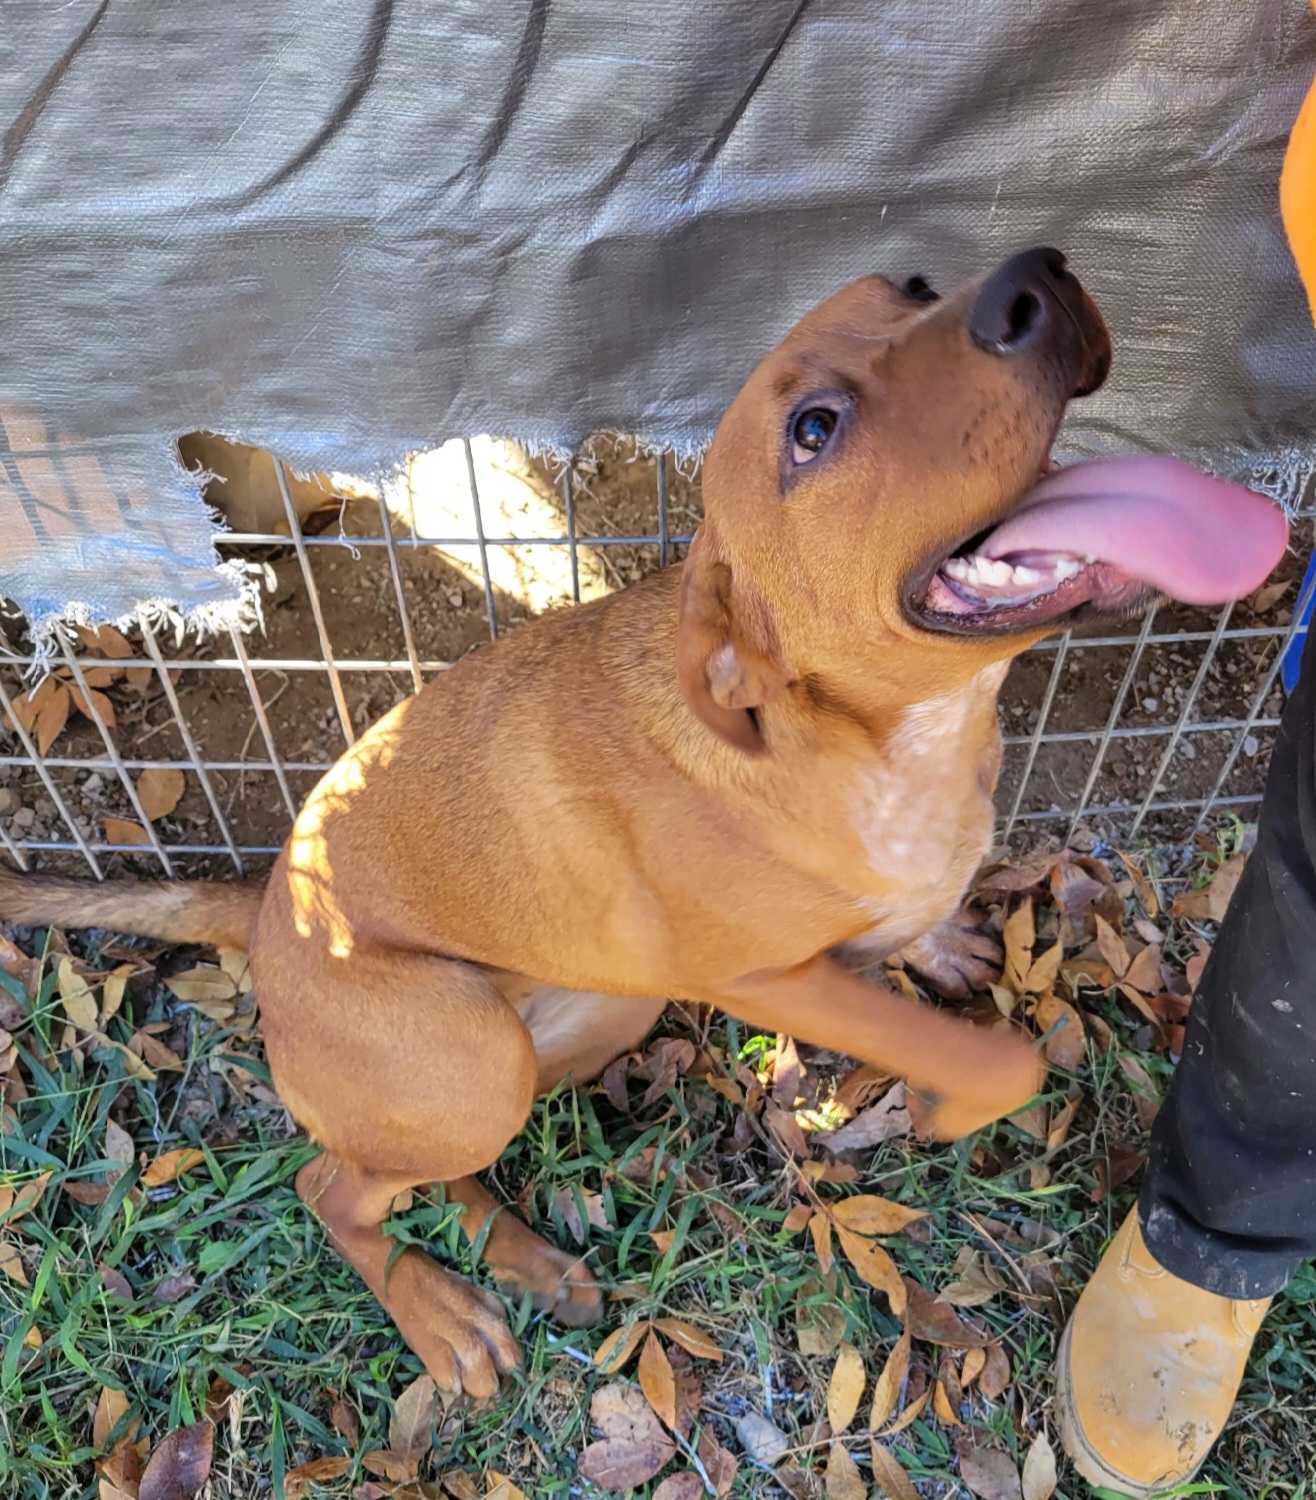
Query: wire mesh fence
1 436 1312 882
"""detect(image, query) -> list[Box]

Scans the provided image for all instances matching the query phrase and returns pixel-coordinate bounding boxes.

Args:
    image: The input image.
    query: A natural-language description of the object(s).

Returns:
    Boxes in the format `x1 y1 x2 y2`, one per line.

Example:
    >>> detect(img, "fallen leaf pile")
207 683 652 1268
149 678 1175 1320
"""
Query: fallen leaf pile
0 831 1252 1497
2 626 141 755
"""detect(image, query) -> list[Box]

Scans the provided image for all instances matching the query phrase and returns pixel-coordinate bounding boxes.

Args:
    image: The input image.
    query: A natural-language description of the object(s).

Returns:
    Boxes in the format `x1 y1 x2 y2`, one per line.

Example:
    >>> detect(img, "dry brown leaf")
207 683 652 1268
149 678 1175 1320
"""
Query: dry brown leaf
439 1475 482 1500
638 1331 678 1434
94 1386 132 1450
1035 992 1086 1072
1093 916 1130 978
978 1342 1012 1400
1003 900 1035 990
139 1419 214 1500
133 1034 184 1071
957 1436 1023 1500
5 1170 52 1225
389 1374 438 1462
837 1227 906 1314
869 1329 910 1433
66 1181 113 1206
8 675 55 735
93 1038 157 1082
58 957 101 1030
831 1194 926 1236
826 1342 865 1435
101 967 133 1025
810 1211 835 1275
141 1149 205 1189
163 967 239 1008
651 1475 703 1500
285 1456 353 1498
783 1203 814 1233
903 1279 989 1347
1115 851 1161 919
1024 939 1063 996
694 1432 737 1496
362 1450 420 1483
100 1263 133 1300
1173 852 1247 922
824 1440 866 1500
1008 1102 1048 1142
136 768 186 822
932 1379 963 1427
99 1430 144 1500
1120 942 1163 997
960 1346 988 1388
870 1440 921 1500
105 1120 135 1183
331 1398 360 1447
594 1320 648 1374
882 1386 932 1438
68 684 117 729
578 1383 675 1491
1021 1431 1057 1500
1253 579 1292 613
551 1185 611 1246
796 1284 847 1357
1046 1095 1081 1153
764 1102 810 1158
105 817 151 848
485 1472 529 1500
36 681 72 754
936 1251 1003 1309
820 1082 911 1152
77 624 134 660
652 1317 725 1362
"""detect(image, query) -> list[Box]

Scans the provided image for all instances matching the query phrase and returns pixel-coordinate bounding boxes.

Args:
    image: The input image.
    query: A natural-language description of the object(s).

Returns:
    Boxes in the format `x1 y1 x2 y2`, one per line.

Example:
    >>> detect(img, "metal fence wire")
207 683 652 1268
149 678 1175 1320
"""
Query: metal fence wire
0 436 1312 882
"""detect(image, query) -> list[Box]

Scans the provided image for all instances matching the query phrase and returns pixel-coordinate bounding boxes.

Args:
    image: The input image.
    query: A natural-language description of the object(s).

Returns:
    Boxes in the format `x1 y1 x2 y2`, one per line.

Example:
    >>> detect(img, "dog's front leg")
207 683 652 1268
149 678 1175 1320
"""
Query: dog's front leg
700 955 1042 1139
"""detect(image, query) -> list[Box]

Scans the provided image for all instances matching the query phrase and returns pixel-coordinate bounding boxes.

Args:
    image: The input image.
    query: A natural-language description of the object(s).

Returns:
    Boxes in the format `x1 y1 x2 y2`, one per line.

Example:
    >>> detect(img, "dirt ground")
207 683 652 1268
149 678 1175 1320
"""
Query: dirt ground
0 438 1300 878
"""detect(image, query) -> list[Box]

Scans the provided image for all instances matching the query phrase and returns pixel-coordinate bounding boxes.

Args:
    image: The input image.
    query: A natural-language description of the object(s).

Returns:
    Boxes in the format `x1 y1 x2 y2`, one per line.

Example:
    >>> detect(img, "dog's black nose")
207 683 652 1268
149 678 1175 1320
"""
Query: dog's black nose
968 247 1076 354
968 246 1110 394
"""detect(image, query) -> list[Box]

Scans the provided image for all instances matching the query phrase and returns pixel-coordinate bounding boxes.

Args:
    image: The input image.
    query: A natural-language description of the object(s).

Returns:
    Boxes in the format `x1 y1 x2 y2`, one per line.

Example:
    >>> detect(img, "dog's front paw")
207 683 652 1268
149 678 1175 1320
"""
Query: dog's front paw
488 1241 605 1328
907 1038 1044 1141
896 910 1002 1001
392 1255 523 1399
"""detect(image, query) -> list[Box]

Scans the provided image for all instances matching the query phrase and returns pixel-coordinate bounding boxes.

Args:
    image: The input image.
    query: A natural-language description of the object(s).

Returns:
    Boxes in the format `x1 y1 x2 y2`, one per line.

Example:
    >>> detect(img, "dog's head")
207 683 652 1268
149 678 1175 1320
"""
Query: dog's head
677 247 1288 752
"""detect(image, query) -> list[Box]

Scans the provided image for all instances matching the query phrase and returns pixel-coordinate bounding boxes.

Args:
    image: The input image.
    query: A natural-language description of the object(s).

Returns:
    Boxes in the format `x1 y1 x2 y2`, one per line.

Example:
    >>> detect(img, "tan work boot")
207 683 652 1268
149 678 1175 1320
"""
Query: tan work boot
1055 1208 1270 1497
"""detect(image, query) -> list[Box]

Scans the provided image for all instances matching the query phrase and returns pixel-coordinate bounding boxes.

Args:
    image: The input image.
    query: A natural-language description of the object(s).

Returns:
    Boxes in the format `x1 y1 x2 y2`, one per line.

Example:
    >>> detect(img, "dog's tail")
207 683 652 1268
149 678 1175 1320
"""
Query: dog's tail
0 866 263 951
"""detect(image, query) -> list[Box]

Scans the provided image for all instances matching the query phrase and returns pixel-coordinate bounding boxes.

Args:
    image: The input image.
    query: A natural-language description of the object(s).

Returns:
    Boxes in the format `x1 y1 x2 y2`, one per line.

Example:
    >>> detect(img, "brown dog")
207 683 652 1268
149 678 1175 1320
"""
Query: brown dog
0 248 1287 1396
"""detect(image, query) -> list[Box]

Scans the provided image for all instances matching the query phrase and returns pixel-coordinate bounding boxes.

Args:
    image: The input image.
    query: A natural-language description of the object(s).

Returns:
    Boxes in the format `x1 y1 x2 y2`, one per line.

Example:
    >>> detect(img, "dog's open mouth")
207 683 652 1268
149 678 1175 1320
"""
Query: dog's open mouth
909 456 1290 634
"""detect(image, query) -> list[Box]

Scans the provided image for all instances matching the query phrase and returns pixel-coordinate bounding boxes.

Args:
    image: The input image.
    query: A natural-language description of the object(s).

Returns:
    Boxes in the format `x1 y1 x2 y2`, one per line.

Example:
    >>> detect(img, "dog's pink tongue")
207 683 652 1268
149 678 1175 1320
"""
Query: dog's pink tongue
980 457 1289 605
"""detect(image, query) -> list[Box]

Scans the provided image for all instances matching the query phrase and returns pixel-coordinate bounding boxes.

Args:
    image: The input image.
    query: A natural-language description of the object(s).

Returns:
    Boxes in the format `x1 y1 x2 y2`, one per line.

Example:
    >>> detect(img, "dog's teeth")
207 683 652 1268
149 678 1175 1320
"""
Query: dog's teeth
942 557 972 580
1054 558 1082 580
978 558 1013 585
1010 565 1041 586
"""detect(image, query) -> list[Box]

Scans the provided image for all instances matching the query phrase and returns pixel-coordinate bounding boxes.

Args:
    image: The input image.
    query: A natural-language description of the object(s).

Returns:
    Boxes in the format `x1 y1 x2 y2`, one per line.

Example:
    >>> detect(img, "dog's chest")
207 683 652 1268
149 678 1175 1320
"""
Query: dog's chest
842 671 1005 955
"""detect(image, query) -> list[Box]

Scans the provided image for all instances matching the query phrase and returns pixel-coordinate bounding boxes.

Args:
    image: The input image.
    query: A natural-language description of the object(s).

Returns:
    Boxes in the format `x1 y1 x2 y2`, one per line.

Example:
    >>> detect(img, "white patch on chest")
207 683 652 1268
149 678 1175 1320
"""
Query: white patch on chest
845 664 1006 956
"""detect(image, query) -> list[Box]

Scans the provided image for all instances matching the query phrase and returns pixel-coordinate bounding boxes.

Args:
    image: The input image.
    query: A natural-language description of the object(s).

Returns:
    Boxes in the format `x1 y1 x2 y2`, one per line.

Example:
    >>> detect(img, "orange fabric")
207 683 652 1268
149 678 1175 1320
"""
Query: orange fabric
1282 3 1316 323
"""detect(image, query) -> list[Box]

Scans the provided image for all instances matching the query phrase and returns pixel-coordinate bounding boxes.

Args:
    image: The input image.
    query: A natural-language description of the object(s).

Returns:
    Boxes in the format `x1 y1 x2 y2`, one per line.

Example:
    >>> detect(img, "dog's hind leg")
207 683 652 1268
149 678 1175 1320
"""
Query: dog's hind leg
258 946 550 1395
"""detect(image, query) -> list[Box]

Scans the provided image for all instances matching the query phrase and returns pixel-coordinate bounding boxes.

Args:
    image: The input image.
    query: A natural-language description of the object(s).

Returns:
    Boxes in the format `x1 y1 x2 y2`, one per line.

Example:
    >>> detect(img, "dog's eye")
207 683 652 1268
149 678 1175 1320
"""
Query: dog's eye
791 406 839 462
902 275 939 304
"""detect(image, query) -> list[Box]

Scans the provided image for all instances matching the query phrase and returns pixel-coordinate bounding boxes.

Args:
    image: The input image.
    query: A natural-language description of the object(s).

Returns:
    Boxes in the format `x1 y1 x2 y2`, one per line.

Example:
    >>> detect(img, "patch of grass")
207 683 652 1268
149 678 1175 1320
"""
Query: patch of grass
2 842 1313 1499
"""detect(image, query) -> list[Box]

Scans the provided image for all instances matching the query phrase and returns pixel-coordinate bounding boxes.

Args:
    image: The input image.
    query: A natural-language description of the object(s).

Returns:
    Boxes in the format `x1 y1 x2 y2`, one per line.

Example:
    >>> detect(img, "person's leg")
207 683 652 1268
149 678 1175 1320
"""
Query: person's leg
1140 618 1316 1296
1056 622 1316 1496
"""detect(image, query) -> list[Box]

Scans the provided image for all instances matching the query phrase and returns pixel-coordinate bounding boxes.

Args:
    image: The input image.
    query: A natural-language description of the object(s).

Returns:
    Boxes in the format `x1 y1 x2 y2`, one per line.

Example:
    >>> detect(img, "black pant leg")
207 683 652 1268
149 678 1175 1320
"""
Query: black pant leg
1139 623 1316 1299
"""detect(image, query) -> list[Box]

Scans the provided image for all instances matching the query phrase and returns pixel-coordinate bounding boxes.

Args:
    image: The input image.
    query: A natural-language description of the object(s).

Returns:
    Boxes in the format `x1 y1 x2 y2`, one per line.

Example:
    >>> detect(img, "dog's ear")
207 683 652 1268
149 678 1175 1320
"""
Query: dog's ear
675 525 792 753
